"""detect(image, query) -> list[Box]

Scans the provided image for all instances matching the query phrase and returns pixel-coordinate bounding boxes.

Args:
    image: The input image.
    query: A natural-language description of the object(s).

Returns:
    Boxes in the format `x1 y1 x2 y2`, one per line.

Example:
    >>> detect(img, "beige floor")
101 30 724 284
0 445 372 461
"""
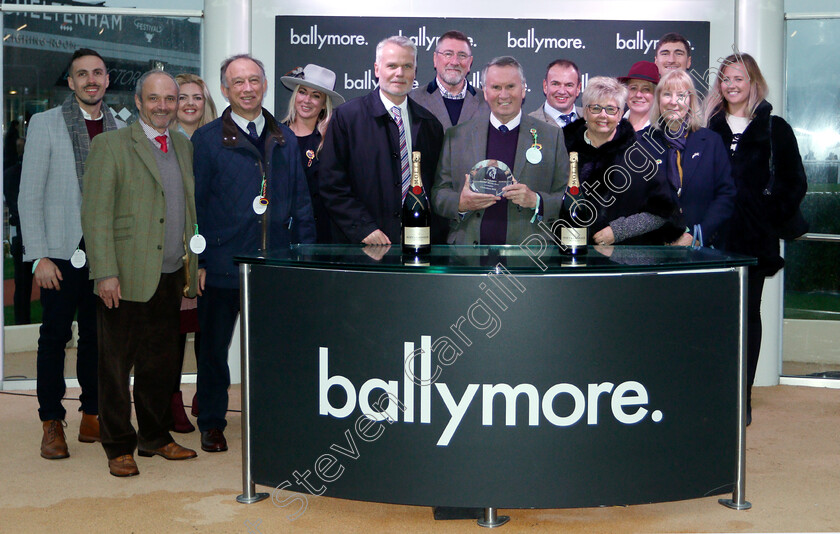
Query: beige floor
0 383 838 533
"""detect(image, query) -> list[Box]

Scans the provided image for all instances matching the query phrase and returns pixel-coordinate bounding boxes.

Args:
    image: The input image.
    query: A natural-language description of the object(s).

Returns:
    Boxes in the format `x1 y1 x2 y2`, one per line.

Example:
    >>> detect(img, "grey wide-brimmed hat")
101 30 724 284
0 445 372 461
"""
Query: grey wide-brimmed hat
281 64 345 105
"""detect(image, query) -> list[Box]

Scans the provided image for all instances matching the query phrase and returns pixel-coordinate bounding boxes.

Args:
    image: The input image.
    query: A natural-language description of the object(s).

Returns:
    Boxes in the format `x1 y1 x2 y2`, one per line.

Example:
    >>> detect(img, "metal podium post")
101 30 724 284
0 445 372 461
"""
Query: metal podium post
237 264 269 504
720 266 752 510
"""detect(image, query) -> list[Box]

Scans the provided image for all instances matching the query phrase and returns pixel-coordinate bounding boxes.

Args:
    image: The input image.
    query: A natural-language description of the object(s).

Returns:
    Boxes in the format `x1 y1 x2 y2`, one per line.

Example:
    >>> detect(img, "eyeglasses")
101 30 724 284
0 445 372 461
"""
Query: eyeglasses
435 50 471 62
586 104 620 116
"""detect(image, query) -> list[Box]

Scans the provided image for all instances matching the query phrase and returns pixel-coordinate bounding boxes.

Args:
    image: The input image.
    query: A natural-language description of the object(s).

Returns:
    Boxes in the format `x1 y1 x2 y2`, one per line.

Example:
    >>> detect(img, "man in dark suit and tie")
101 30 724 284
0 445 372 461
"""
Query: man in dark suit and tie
410 30 487 131
319 35 445 245
433 56 568 246
81 70 199 477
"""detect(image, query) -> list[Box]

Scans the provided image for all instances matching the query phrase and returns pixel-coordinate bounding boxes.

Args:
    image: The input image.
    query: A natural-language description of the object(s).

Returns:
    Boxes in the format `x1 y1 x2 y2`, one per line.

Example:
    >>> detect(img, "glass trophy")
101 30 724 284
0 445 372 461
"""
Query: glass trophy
469 159 514 196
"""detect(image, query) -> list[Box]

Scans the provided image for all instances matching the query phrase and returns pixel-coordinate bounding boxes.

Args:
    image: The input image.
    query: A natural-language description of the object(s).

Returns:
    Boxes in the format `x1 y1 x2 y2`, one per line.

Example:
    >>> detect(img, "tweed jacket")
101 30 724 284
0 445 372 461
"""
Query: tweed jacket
432 113 568 245
81 121 198 302
19 104 124 261
409 79 487 131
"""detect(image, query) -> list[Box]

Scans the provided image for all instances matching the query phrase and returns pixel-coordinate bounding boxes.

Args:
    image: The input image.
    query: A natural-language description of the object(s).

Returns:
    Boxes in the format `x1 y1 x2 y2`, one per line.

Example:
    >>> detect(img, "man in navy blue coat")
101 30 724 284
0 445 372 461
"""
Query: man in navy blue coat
192 54 315 453
319 35 445 245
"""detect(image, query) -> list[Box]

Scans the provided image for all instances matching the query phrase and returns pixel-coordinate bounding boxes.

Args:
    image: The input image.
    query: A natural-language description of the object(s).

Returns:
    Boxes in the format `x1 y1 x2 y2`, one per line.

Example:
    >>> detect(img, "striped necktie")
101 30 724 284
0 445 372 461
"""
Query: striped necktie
392 106 411 200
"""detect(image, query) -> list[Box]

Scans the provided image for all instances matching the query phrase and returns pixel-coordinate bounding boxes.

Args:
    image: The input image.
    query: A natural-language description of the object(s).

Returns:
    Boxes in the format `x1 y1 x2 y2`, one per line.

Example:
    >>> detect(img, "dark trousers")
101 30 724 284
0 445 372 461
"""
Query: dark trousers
11 230 33 324
746 270 766 408
36 258 98 421
97 269 183 459
196 285 239 432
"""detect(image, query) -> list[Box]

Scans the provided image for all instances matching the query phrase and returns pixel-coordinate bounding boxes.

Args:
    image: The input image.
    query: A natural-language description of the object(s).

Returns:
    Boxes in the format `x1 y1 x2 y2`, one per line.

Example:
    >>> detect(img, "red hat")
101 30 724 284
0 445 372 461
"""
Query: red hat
618 61 660 85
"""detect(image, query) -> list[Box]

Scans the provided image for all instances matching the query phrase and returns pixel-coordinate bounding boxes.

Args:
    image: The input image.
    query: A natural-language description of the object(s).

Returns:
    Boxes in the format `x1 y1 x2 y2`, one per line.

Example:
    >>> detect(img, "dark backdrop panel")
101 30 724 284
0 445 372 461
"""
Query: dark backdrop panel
248 265 738 508
274 17 710 117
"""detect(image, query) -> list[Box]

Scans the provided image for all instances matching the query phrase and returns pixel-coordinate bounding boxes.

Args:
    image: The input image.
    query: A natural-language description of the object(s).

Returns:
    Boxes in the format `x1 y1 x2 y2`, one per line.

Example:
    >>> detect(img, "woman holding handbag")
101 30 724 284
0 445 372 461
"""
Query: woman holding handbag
705 52 807 425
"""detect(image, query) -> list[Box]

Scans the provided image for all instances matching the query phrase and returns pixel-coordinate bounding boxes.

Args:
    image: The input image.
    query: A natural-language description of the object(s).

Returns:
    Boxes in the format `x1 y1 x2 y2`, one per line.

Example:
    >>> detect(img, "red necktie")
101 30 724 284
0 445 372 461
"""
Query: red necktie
155 135 168 153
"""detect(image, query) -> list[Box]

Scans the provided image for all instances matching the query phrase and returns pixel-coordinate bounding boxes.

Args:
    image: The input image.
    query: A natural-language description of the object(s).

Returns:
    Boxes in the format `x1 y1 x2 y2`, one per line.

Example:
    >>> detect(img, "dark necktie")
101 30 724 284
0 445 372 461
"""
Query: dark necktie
155 135 168 153
498 125 509 133
247 121 258 139
559 112 576 126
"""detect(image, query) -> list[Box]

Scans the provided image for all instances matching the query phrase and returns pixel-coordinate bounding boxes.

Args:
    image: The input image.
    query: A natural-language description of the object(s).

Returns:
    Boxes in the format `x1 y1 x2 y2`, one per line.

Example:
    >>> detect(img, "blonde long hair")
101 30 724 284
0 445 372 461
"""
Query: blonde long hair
650 70 704 133
175 73 218 128
281 85 335 156
703 52 768 122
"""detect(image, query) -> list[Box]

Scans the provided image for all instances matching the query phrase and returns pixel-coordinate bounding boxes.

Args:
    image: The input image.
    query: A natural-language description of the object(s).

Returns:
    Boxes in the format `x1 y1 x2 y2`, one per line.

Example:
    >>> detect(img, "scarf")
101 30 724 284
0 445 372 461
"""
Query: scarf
663 120 688 194
62 93 119 191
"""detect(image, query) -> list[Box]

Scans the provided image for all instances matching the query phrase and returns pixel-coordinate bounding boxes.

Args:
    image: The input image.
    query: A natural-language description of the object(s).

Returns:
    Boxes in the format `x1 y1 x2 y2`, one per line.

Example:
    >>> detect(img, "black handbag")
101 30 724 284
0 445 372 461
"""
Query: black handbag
763 116 809 240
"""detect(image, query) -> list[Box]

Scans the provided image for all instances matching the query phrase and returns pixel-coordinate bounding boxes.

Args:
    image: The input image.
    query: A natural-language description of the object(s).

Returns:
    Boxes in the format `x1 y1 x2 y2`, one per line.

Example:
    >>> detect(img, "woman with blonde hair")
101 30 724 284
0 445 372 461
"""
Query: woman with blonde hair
170 73 218 433
175 73 218 138
281 64 344 243
705 52 807 424
641 69 736 248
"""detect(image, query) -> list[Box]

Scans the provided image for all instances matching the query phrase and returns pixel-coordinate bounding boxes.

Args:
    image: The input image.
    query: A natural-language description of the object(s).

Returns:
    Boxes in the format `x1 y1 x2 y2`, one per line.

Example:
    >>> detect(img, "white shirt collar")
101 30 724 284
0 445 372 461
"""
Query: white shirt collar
138 118 170 151
80 106 103 121
380 90 409 119
230 110 266 137
544 101 577 126
490 110 521 131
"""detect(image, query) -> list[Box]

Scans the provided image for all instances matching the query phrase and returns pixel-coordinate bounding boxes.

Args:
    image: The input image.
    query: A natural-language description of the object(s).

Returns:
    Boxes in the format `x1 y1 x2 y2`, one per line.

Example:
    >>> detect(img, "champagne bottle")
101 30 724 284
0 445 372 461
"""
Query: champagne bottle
401 151 431 255
559 151 588 256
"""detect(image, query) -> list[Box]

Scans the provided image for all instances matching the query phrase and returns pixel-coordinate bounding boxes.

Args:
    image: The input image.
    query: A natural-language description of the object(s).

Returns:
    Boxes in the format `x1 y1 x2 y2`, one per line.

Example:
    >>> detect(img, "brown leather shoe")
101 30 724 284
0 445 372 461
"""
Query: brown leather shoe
108 454 139 477
40 420 70 460
137 441 198 460
190 392 198 417
78 412 101 443
200 428 228 452
170 392 195 433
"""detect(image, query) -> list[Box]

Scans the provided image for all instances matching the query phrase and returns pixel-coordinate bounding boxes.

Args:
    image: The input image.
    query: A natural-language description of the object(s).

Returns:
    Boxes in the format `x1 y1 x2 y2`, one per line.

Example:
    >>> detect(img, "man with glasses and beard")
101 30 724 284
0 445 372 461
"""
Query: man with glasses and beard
410 30 486 131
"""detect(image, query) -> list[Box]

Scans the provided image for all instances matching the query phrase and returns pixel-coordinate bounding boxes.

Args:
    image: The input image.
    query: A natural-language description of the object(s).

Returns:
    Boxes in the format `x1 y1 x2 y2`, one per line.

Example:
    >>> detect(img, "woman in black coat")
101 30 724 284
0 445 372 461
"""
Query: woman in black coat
642 70 736 249
564 76 682 246
281 64 345 243
705 52 807 423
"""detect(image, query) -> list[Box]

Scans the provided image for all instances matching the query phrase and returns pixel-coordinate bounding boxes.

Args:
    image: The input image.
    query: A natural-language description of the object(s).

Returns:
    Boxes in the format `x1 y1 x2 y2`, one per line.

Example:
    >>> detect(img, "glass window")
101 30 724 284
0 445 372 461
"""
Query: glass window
2 8 201 383
782 17 840 378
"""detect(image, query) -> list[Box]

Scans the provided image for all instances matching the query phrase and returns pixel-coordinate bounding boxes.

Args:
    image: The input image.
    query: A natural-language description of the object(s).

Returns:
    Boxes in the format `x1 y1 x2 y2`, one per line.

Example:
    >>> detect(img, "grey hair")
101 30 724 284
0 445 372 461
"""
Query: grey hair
581 76 627 111
375 35 417 64
220 54 267 89
481 56 526 88
135 69 178 99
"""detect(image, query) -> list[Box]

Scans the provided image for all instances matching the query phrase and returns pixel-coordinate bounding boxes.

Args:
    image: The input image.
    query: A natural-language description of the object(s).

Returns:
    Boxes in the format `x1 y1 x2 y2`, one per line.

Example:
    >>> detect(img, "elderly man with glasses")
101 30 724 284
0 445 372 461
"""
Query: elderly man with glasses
410 30 487 131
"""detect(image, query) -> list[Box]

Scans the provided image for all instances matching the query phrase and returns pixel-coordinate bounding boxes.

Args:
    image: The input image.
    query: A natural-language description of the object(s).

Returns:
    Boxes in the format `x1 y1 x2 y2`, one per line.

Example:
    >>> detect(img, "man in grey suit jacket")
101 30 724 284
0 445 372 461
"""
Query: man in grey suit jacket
19 48 123 460
409 30 486 131
433 56 568 246
529 59 583 128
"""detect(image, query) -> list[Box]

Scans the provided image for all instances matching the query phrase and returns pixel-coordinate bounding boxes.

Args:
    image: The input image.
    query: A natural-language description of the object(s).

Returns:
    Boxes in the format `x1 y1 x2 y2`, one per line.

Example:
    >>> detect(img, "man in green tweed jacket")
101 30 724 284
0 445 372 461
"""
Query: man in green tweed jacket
81 70 199 477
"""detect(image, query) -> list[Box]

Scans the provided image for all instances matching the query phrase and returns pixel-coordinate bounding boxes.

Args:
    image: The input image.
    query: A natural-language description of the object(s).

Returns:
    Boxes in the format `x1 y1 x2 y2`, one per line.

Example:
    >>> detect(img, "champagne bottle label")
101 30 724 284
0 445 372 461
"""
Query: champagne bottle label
404 227 430 245
561 226 587 246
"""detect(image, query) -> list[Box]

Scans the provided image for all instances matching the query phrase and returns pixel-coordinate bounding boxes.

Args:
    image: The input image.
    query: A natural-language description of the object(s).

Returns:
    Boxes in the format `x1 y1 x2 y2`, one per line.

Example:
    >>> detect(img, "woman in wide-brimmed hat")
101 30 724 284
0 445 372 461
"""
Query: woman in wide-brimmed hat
281 64 345 243
618 61 659 132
